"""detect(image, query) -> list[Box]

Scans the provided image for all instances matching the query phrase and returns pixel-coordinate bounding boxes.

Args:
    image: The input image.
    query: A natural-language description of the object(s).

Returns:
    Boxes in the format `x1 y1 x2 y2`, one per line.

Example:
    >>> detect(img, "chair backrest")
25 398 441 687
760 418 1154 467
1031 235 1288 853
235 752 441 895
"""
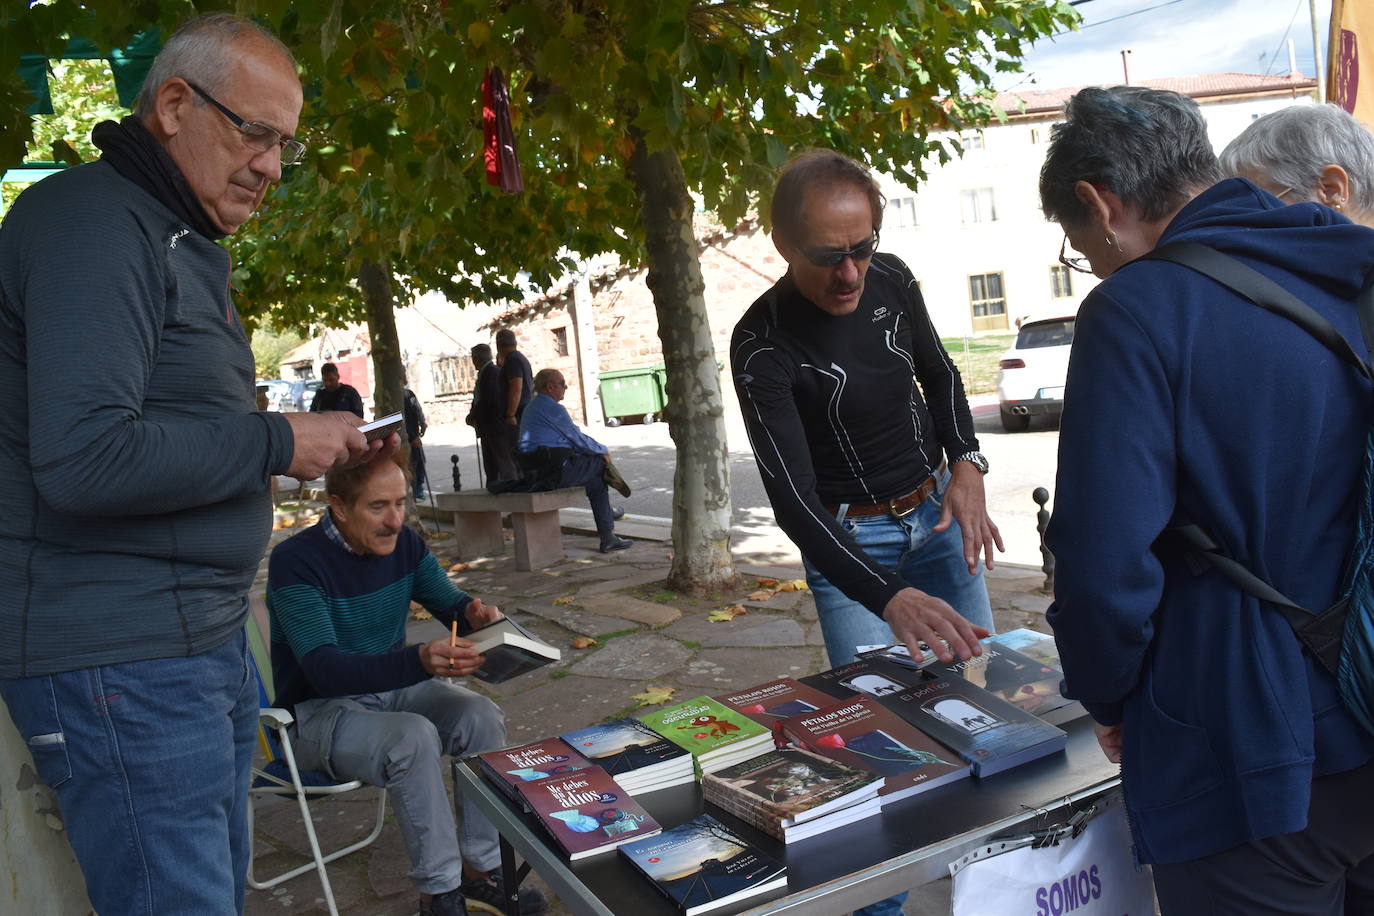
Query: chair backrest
245 595 283 763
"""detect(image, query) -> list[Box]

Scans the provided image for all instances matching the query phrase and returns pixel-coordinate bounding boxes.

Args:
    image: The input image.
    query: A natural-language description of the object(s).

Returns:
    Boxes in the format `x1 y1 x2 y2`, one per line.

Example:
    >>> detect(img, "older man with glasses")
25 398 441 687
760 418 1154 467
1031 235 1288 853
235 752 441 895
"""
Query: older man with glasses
0 14 391 914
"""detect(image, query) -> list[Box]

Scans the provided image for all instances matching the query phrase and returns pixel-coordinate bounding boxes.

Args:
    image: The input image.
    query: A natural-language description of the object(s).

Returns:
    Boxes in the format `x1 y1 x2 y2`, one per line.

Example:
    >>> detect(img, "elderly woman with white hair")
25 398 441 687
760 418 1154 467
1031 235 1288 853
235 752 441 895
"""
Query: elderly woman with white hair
1220 102 1374 227
1040 85 1374 915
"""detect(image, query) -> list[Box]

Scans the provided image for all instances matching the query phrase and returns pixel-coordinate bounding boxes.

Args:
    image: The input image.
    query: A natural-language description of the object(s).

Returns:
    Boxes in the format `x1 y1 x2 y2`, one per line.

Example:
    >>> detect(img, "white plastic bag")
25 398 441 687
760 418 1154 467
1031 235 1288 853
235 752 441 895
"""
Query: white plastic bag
949 793 1155 916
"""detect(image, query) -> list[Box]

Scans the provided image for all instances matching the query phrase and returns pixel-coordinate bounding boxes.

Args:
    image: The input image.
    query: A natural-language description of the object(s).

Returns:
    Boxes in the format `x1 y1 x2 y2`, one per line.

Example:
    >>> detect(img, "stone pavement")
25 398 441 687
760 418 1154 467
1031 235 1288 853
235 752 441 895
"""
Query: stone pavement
245 505 1054 916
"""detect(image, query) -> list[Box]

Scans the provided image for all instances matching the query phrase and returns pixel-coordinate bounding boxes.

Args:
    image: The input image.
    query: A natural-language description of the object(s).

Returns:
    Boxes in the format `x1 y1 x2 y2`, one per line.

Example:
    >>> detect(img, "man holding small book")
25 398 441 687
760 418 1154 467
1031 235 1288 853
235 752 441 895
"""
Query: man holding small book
268 456 547 916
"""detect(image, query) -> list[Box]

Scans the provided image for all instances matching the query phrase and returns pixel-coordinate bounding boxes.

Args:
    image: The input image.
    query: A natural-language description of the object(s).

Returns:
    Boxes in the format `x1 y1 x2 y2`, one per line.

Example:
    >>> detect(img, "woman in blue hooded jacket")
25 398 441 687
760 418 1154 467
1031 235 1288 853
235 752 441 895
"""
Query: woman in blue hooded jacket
1041 86 1374 914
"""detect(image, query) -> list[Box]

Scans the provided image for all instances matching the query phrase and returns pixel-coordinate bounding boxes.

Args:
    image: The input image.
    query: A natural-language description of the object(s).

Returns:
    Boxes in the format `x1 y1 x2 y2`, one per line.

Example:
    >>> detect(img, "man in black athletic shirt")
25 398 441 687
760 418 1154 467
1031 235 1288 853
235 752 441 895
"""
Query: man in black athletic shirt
733 149 1001 677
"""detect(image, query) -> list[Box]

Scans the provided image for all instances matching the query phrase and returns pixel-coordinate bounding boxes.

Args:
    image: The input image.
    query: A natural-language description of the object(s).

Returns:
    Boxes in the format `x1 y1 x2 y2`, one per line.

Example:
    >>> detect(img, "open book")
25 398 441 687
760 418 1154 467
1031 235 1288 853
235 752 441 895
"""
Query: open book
359 411 404 442
467 617 561 683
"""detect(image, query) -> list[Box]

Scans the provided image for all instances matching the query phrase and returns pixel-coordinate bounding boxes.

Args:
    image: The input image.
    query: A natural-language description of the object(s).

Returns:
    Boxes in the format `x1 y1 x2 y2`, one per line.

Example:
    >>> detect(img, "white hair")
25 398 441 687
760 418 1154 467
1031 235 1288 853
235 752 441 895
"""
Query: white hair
135 13 295 117
1219 104 1374 213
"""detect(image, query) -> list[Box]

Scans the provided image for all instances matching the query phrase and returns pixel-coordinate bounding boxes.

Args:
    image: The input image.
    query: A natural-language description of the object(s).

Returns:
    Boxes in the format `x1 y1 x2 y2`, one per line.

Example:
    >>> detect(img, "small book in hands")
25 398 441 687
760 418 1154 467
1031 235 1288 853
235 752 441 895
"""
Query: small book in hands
359 411 404 442
467 617 561 684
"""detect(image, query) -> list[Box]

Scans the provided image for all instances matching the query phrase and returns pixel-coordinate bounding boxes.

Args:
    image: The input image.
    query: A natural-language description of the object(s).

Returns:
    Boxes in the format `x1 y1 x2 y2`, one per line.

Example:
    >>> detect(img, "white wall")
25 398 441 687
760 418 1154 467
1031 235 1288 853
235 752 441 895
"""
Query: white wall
881 92 1316 338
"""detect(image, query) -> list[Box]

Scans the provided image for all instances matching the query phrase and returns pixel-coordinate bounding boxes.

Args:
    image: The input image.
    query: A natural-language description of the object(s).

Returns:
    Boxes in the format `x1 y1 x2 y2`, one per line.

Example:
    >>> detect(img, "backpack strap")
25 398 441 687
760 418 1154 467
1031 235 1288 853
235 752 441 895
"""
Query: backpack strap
1142 240 1374 381
1138 241 1374 675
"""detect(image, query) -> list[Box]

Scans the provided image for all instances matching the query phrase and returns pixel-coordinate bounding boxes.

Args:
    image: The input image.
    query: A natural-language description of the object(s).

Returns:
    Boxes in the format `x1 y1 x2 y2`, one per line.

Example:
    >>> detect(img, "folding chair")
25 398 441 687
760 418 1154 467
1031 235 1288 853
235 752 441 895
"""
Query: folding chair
244 597 387 915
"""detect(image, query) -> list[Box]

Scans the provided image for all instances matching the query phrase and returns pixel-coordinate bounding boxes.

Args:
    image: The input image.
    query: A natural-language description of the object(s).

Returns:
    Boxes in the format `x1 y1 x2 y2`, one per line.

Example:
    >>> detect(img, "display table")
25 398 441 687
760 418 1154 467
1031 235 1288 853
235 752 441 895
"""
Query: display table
452 717 1121 916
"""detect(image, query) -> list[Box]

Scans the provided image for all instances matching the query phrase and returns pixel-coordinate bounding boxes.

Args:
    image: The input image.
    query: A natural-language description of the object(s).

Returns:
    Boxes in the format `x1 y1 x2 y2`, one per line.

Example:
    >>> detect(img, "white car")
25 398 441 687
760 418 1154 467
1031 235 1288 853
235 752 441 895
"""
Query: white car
995 315 1076 432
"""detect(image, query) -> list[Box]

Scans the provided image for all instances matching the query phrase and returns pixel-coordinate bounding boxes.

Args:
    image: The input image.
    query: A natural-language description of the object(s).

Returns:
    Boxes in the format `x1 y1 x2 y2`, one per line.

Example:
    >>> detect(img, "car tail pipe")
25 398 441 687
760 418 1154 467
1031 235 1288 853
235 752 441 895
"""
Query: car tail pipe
1010 405 1031 415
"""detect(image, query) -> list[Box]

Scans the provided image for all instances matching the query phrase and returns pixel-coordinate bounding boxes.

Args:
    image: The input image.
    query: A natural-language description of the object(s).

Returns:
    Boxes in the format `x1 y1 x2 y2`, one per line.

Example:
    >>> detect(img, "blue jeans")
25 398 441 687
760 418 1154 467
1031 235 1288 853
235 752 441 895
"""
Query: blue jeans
0 631 258 916
804 471 993 669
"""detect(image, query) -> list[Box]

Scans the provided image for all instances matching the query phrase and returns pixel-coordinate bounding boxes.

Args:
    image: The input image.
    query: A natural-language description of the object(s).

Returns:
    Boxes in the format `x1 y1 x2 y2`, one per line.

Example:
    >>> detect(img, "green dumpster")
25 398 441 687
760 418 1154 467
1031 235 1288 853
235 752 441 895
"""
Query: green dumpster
598 366 666 426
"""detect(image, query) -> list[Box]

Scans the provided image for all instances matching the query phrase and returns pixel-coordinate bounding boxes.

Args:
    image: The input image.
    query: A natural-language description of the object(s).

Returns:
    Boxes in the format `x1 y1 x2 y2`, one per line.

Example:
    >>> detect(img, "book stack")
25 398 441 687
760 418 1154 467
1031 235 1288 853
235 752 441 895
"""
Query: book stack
777 696 969 804
477 737 592 808
516 766 662 860
702 746 883 843
638 697 773 776
620 814 787 915
559 717 695 794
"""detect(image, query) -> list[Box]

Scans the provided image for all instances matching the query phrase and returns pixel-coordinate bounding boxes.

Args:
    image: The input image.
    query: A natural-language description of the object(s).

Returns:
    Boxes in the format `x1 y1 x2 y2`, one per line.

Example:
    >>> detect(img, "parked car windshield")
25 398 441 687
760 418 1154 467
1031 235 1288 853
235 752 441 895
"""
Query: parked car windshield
1016 319 1075 350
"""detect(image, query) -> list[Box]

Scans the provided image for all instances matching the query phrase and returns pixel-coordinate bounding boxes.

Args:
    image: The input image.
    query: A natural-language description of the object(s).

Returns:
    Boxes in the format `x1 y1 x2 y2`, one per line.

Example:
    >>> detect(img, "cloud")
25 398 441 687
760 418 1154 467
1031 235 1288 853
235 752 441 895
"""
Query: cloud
1001 0 1333 92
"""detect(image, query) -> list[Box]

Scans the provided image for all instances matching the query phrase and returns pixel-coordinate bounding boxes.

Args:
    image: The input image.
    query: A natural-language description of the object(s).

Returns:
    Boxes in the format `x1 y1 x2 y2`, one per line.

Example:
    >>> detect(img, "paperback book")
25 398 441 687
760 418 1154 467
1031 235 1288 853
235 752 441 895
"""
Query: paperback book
877 671 1068 778
931 630 1083 725
516 766 661 860
777 695 969 804
702 747 883 843
559 717 694 793
619 814 787 915
799 655 925 702
466 617 561 684
477 737 591 807
712 677 837 727
637 697 773 776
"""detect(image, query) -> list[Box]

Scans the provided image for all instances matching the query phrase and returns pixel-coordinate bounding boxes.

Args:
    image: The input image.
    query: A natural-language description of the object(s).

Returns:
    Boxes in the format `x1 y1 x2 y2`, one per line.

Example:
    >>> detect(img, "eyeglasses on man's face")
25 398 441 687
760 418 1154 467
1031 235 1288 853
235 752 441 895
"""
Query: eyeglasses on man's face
187 81 307 166
800 231 880 268
1059 234 1094 274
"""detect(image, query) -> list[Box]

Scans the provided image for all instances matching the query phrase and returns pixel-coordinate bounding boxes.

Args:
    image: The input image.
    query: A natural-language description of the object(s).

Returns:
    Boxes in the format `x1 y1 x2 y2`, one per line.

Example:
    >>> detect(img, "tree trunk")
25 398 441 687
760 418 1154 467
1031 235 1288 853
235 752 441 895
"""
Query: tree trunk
626 134 736 593
359 258 404 419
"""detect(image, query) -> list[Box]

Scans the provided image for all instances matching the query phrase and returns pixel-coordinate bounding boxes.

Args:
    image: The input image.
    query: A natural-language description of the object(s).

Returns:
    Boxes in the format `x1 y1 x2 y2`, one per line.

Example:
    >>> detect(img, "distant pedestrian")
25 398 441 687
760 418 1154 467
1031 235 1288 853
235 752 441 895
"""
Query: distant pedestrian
310 361 364 417
465 343 513 482
402 368 429 500
494 328 532 480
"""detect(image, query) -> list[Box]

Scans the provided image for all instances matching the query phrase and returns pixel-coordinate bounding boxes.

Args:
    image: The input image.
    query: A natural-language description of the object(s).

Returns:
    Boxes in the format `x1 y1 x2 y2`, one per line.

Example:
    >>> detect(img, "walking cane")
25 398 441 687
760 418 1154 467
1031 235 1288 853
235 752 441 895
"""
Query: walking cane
473 432 486 489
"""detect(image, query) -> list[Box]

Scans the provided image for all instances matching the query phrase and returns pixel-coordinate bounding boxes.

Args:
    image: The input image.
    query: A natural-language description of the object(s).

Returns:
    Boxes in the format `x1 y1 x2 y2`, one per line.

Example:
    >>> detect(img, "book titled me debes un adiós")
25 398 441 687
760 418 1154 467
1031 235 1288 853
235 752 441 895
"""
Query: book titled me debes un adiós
476 737 591 807
465 616 560 684
515 766 661 860
620 814 787 915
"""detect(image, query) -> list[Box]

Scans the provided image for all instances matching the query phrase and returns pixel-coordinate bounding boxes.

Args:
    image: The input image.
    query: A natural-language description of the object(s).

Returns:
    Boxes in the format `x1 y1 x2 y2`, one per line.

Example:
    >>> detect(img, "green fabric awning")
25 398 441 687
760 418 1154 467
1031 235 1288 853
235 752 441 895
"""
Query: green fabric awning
19 31 162 115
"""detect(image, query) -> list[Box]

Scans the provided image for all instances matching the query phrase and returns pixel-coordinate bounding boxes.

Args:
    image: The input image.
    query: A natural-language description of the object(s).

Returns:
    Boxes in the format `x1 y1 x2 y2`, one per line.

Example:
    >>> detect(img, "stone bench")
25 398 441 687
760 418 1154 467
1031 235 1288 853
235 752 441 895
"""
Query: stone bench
434 487 586 571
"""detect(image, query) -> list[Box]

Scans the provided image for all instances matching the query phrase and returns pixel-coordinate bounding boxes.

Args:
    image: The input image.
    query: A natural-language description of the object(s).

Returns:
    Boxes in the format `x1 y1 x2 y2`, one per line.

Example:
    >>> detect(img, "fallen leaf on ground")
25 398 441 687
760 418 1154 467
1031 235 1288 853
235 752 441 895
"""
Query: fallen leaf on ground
631 685 676 706
708 605 747 622
783 579 809 591
448 562 470 573
553 595 576 606
430 531 452 541
746 589 776 601
755 577 780 588
571 636 598 650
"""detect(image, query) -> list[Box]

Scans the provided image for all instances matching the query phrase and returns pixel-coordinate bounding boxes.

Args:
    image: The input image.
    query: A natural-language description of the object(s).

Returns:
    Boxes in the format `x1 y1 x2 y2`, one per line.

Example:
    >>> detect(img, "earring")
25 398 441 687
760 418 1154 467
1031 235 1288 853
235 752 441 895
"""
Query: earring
1336 200 1345 211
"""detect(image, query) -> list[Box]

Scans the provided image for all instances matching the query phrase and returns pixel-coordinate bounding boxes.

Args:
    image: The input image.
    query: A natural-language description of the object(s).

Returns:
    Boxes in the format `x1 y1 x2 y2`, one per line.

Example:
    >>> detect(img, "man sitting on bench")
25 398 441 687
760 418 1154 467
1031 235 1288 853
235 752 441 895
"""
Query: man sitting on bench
517 368 632 553
267 456 548 916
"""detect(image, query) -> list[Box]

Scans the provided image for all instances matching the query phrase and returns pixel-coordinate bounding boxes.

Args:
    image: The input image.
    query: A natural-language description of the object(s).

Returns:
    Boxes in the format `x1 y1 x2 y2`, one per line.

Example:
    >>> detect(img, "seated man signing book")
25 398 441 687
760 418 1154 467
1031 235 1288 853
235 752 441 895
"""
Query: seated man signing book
267 456 547 916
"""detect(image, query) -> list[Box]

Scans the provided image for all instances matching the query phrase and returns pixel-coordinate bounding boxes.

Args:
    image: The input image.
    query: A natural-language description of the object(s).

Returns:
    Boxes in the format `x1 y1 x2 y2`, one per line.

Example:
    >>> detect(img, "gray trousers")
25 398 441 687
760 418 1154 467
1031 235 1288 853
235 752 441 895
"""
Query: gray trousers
292 679 506 894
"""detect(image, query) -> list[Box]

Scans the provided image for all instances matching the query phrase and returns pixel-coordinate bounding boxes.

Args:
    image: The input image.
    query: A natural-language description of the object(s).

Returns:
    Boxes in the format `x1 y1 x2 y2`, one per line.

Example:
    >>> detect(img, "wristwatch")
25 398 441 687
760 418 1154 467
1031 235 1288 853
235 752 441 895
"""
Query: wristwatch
952 450 990 474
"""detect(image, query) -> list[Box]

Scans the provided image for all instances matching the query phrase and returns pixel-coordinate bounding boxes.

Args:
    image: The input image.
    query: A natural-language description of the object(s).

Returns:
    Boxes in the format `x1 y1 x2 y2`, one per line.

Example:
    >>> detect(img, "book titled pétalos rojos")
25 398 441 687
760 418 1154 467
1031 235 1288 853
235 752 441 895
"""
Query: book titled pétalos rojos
515 765 661 860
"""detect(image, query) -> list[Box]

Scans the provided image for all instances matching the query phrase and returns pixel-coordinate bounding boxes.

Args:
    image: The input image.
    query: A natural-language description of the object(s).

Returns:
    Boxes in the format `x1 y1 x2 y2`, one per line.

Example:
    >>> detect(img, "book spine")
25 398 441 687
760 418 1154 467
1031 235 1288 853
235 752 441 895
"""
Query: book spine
703 788 786 841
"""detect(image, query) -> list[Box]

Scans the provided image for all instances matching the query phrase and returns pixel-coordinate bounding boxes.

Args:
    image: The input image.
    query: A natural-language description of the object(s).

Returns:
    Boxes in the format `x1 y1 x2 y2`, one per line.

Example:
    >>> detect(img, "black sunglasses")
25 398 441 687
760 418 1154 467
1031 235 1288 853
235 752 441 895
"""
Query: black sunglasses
800 232 880 268
187 82 307 165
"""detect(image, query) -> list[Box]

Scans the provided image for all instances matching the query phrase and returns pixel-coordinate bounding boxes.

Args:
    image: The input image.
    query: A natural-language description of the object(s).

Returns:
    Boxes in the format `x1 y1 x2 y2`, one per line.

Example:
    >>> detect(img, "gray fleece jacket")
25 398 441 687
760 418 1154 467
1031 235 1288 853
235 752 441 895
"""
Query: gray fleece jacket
0 161 294 677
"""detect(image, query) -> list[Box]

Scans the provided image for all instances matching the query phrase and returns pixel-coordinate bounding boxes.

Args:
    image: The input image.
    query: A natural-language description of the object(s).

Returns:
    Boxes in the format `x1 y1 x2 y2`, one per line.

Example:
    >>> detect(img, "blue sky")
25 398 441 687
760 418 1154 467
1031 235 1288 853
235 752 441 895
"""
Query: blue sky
998 0 1336 92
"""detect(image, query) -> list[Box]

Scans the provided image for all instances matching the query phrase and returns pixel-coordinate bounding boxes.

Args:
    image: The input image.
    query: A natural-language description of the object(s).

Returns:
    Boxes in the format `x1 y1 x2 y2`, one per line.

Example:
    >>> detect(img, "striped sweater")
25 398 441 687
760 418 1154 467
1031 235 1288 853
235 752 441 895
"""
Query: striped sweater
267 516 472 710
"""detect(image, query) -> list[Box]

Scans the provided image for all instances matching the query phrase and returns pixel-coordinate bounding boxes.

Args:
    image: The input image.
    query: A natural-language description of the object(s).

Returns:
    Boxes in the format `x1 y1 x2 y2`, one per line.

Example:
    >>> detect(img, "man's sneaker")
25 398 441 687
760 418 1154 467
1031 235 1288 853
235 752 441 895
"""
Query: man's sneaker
418 887 468 916
599 535 633 554
460 870 548 915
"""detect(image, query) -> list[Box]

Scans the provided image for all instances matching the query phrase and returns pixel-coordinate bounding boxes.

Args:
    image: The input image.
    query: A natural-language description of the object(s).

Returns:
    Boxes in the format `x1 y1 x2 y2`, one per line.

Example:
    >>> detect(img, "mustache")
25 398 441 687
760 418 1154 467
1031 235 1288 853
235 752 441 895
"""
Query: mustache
374 527 400 537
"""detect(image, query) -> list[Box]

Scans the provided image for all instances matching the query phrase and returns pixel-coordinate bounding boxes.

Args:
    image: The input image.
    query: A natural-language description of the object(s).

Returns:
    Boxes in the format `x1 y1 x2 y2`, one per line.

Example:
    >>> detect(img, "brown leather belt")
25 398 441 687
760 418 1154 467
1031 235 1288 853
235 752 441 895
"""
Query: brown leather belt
824 463 944 519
